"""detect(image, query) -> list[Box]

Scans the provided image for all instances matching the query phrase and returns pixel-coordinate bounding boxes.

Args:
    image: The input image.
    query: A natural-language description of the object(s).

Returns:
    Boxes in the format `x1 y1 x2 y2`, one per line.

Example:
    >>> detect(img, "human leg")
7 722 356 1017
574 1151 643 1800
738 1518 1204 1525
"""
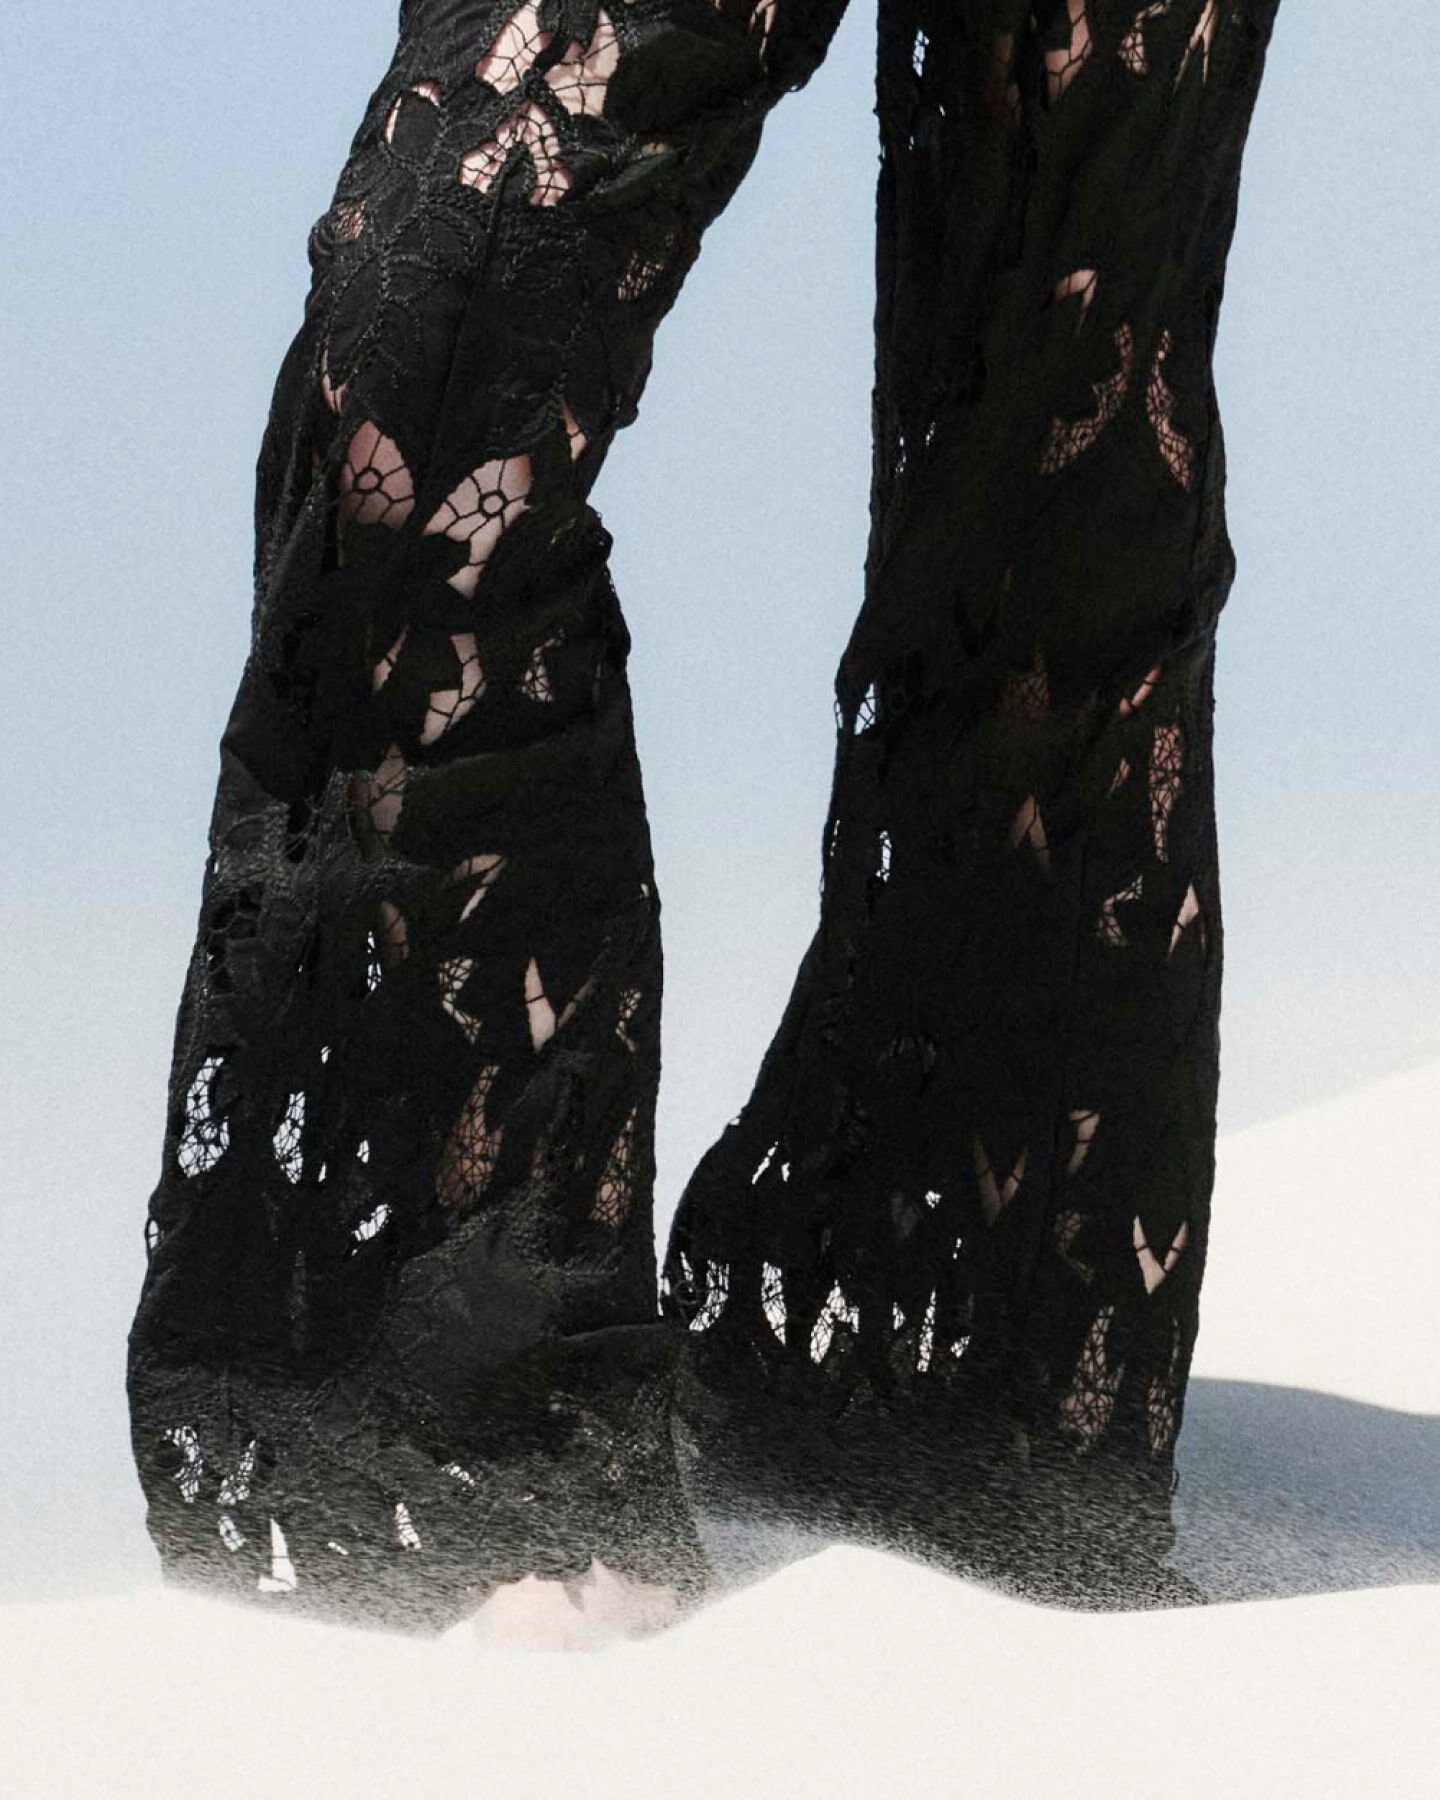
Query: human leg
128 0 850 1630
663 0 1282 1604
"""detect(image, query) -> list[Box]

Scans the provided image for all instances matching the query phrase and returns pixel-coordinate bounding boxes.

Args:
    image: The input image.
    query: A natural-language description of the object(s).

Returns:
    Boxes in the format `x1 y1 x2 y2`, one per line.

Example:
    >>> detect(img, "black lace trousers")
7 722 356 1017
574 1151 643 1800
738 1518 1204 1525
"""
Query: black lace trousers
129 0 1279 1611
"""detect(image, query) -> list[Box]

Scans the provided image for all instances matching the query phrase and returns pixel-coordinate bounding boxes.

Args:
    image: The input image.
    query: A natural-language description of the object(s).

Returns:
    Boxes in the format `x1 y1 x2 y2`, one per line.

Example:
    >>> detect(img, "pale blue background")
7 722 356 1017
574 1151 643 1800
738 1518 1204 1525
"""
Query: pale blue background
2 1 1436 1595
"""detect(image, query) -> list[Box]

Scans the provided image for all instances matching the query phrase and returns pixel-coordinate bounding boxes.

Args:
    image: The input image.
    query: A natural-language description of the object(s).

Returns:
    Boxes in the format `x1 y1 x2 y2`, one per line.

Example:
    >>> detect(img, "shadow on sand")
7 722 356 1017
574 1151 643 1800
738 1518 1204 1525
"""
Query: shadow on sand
19 1375 1434 1626
1168 1379 1440 1602
692 1380 1440 1611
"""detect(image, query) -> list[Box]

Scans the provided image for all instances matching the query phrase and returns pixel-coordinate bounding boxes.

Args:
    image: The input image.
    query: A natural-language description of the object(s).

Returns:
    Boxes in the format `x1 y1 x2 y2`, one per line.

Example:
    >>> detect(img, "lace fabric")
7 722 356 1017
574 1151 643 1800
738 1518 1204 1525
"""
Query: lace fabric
129 0 1279 1627
663 0 1280 1599
129 0 849 1629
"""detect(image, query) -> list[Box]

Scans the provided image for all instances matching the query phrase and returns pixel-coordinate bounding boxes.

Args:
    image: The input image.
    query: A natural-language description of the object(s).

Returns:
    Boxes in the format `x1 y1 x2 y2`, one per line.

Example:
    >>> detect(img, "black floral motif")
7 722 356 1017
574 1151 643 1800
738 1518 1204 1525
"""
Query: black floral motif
130 0 1280 1625
663 0 1280 1602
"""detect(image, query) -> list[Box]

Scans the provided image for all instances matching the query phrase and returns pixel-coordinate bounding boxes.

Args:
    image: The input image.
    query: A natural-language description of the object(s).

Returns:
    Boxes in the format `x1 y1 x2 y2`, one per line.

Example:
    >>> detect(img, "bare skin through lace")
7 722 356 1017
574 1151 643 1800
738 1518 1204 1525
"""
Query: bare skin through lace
129 0 1282 1624
662 0 1283 1591
129 0 862 1633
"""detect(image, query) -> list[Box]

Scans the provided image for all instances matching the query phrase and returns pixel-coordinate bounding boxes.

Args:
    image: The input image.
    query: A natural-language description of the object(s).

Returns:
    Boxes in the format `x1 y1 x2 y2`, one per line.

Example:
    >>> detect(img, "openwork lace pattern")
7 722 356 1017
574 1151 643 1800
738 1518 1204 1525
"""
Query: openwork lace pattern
128 0 844 1622
661 0 1280 1578
128 0 1279 1617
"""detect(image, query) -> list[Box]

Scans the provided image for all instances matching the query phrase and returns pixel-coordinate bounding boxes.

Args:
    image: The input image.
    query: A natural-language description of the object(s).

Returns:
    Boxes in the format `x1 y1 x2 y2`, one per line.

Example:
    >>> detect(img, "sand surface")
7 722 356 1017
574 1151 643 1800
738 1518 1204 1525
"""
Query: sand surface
5 1060 1436 1798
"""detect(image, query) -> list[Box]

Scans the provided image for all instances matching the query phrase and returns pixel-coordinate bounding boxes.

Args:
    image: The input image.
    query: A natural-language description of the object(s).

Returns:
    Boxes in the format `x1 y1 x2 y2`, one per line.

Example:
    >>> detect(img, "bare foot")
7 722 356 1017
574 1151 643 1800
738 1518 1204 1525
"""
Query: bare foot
454 1559 682 1651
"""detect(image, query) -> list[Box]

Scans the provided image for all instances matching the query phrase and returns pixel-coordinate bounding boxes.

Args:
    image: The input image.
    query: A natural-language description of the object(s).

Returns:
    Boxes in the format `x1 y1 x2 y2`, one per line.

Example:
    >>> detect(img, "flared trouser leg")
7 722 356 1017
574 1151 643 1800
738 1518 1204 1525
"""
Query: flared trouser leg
127 0 850 1626
662 0 1281 1603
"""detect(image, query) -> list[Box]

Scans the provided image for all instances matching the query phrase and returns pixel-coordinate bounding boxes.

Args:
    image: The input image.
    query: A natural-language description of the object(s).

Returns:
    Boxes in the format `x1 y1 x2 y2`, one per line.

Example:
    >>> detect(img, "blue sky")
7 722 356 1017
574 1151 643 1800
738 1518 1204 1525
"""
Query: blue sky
1 1 1436 1591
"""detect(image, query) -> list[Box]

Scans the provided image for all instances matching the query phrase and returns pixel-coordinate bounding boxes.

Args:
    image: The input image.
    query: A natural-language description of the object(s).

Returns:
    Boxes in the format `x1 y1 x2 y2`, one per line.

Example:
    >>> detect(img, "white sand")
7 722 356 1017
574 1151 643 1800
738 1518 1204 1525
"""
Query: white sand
4 1059 1436 1799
